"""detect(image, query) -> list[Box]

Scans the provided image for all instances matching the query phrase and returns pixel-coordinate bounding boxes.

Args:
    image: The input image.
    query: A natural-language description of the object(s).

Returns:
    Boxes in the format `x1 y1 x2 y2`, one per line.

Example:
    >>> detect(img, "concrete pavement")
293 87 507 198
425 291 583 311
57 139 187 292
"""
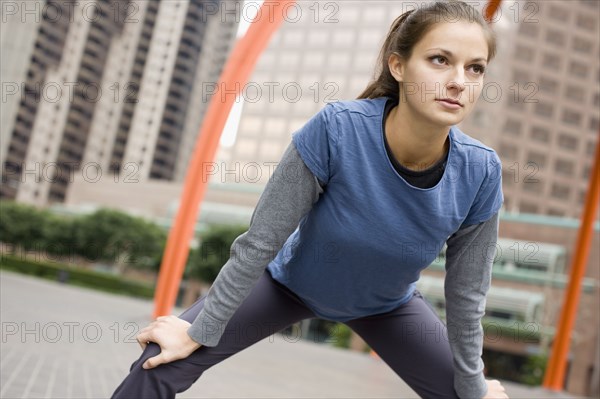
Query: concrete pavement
0 270 588 398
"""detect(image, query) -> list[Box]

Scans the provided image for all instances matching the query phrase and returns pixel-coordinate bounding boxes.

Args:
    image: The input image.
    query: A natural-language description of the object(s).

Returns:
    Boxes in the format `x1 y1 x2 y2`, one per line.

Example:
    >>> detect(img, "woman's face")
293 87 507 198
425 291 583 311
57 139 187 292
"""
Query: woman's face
389 20 489 129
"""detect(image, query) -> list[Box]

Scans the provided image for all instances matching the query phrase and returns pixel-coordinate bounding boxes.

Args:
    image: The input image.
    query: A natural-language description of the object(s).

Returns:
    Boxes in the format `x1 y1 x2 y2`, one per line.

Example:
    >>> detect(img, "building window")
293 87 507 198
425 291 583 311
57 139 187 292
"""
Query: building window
512 69 531 84
542 53 561 71
526 151 547 168
555 159 574 176
499 142 518 160
548 5 568 21
570 61 589 79
546 29 566 46
547 208 564 217
519 23 539 37
589 117 599 132
530 126 550 142
523 180 543 193
520 201 539 214
573 37 593 53
558 133 578 151
562 109 582 126
539 76 559 93
565 85 585 101
506 94 525 112
582 165 590 179
551 183 570 200
515 45 534 62
504 119 522 136
576 13 596 31
534 102 554 117
587 141 596 156
593 92 599 107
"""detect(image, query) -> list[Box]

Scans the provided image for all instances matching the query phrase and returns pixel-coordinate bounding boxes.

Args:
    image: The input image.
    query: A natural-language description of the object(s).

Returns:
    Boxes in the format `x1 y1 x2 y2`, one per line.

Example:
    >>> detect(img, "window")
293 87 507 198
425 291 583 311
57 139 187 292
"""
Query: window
506 94 525 111
283 31 304 46
551 183 570 200
499 142 518 159
519 23 539 37
582 165 590 179
523 178 543 193
332 30 355 47
504 119 522 136
513 69 531 84
558 134 578 151
534 102 554 117
539 76 558 93
527 151 546 168
573 37 593 53
562 109 582 126
530 126 550 142
577 14 596 32
570 61 589 79
555 159 574 176
515 45 534 62
548 5 568 21
542 53 561 71
565 85 585 101
593 93 600 107
547 208 564 217
589 117 599 132
546 29 566 46
520 202 539 214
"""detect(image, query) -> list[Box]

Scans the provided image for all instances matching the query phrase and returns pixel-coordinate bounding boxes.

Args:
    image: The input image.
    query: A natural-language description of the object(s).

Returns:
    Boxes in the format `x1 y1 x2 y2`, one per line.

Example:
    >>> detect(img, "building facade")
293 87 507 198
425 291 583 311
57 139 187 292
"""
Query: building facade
1 0 241 205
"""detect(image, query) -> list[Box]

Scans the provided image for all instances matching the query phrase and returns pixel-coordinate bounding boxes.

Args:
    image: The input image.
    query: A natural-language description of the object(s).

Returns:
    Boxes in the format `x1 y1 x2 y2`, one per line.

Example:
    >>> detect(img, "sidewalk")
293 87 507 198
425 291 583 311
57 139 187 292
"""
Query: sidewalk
0 270 588 398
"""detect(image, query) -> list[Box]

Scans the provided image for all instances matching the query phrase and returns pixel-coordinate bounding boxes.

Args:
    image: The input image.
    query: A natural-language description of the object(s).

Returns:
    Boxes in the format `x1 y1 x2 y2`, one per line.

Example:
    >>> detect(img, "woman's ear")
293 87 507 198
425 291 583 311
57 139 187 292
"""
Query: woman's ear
388 52 404 83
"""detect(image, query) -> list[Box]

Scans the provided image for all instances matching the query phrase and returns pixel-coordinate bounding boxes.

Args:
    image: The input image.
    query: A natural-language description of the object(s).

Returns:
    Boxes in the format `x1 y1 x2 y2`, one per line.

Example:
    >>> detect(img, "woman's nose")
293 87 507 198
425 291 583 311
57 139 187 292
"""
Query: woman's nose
446 68 466 92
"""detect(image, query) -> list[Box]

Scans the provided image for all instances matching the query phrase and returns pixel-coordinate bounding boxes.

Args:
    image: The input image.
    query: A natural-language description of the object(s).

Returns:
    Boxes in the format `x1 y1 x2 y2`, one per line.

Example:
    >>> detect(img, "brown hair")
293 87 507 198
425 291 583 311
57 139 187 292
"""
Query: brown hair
356 0 497 101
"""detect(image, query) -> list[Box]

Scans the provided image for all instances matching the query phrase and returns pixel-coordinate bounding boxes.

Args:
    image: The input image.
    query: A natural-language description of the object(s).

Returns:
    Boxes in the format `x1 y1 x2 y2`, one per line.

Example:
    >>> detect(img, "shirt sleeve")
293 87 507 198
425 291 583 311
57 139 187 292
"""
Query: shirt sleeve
291 103 339 186
460 151 503 228
187 141 324 346
444 211 499 399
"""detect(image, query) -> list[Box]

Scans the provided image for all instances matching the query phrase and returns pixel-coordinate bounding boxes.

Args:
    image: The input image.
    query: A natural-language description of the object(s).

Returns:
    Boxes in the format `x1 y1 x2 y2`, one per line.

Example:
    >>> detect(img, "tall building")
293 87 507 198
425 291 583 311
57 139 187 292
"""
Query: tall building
459 0 600 219
0 0 241 205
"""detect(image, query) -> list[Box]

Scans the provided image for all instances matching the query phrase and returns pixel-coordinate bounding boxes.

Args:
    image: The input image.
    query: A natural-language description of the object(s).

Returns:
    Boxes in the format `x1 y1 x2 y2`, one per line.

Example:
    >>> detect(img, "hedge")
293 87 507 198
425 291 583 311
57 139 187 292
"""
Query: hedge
0 255 155 299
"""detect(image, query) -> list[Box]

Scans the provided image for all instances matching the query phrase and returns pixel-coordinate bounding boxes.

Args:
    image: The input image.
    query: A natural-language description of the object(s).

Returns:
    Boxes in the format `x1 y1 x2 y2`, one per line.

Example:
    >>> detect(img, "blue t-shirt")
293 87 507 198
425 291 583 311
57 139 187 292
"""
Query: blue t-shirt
266 96 503 322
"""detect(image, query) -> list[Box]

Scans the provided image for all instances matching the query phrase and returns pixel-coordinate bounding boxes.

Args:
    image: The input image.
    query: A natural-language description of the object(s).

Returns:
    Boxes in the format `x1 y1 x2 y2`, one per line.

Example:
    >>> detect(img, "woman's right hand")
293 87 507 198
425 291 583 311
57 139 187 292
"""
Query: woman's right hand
136 315 203 369
482 379 509 399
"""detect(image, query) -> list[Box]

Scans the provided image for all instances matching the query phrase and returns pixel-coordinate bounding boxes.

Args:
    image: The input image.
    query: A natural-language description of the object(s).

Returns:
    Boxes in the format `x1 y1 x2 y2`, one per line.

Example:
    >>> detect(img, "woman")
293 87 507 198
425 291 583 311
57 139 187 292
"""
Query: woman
112 1 508 398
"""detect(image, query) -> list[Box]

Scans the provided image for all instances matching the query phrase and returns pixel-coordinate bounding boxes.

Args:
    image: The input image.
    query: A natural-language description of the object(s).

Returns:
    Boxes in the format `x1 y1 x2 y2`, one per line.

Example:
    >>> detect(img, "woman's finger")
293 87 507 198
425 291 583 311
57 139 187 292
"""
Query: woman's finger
136 330 152 351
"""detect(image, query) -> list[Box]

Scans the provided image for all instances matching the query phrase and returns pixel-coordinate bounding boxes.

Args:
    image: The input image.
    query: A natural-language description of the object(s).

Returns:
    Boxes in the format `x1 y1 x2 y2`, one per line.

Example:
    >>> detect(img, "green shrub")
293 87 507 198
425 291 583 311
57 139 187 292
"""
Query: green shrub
186 223 248 283
327 322 353 349
0 255 155 299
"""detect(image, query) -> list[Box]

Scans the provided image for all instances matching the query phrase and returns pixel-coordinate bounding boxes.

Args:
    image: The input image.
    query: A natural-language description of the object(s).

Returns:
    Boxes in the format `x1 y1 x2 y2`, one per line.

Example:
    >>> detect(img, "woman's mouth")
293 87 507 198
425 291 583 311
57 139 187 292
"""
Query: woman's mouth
435 99 463 110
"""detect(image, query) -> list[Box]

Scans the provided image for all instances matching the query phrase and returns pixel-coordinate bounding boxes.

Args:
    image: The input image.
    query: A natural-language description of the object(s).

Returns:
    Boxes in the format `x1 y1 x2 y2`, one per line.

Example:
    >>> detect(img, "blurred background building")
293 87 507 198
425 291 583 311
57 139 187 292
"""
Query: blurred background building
1 0 240 204
1 0 598 396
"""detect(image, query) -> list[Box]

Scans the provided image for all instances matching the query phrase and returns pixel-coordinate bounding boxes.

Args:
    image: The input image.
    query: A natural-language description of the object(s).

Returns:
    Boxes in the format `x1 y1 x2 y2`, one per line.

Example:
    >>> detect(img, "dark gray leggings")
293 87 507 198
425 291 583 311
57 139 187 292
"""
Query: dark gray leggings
111 269 459 399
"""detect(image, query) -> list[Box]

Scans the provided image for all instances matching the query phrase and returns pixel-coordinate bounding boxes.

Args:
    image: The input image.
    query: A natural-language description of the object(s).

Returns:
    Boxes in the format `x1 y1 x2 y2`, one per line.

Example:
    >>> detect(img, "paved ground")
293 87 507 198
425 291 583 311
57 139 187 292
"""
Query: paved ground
0 270 589 398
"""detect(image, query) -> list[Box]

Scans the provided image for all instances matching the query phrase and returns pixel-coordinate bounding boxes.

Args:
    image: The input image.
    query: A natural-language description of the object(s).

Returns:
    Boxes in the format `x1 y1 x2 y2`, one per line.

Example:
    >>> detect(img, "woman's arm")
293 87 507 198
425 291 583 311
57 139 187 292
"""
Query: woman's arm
444 211 502 399
187 141 324 346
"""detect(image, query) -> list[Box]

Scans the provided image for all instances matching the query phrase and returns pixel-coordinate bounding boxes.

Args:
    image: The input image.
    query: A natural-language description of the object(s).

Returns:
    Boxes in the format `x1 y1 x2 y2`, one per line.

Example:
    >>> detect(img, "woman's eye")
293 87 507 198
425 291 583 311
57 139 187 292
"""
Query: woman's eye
471 64 486 75
431 55 446 64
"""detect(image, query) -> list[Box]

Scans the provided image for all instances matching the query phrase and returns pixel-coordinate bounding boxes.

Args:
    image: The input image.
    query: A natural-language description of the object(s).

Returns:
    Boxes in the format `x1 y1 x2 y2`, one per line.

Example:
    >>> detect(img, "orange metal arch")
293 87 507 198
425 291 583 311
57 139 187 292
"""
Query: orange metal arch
543 135 600 390
152 1 296 318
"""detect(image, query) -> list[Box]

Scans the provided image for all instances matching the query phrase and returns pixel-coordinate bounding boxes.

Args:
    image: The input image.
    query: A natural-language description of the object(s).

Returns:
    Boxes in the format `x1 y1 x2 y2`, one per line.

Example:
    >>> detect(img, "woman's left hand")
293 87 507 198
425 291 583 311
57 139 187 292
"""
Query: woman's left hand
136 315 203 369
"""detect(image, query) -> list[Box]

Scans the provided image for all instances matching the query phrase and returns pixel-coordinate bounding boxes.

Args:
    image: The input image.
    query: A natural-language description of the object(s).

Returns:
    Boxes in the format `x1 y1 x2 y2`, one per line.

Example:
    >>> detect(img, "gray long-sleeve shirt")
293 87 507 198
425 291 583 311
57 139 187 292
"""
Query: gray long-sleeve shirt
187 141 498 399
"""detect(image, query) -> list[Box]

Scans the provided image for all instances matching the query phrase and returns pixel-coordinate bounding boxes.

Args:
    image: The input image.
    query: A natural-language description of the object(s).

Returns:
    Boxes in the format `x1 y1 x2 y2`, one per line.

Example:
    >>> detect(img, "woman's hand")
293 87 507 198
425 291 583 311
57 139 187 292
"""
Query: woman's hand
482 379 509 399
136 315 203 369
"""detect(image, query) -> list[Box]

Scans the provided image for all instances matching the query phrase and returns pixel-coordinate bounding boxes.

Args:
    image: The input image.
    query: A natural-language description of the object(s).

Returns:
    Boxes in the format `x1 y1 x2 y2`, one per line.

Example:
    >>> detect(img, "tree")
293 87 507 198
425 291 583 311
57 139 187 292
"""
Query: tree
186 224 248 283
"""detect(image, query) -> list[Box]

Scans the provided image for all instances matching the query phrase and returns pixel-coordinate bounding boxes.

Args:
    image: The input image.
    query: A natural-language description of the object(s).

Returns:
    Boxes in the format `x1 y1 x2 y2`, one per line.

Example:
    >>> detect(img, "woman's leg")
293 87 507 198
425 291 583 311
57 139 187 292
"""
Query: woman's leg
111 269 316 399
343 290 459 399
